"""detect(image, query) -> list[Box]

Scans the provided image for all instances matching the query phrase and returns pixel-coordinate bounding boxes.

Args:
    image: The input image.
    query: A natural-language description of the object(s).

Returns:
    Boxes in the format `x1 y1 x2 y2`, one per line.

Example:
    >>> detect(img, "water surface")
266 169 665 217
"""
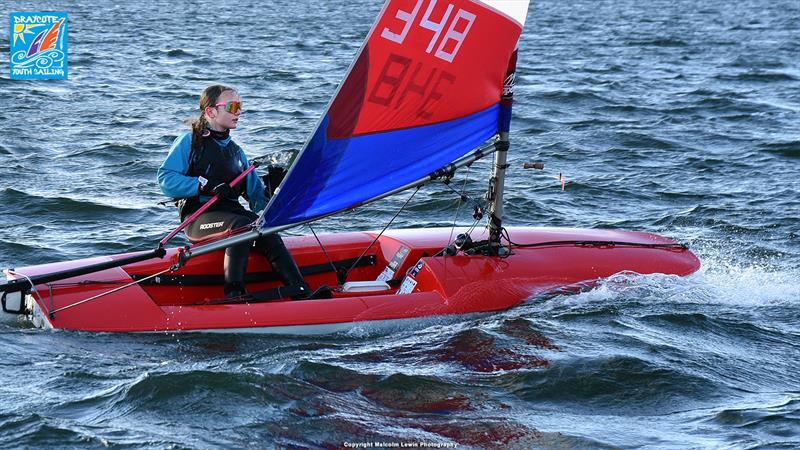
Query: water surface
1 0 799 448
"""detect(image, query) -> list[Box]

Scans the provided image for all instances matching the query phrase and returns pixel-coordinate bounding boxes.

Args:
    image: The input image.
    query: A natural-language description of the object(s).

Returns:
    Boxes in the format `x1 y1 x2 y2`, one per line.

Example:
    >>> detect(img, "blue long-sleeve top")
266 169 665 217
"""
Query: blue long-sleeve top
157 132 267 213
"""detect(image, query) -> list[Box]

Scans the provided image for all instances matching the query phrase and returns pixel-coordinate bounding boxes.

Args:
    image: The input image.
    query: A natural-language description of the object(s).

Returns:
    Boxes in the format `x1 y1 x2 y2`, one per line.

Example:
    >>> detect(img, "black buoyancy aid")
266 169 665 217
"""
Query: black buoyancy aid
177 133 248 220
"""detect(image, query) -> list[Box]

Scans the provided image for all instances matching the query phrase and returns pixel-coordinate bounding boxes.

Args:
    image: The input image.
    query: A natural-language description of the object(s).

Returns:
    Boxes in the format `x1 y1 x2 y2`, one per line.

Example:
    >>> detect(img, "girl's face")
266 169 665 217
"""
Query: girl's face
204 89 241 131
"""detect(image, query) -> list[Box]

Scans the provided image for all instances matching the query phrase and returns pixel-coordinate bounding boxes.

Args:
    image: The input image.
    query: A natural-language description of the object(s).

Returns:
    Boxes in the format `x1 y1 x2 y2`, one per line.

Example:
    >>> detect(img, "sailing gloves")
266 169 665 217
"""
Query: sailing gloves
262 165 287 198
199 178 239 200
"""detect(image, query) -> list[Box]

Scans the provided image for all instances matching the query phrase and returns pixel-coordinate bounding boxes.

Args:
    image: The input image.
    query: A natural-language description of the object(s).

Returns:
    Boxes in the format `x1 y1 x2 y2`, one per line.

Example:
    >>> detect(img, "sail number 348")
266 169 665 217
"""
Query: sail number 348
380 0 476 63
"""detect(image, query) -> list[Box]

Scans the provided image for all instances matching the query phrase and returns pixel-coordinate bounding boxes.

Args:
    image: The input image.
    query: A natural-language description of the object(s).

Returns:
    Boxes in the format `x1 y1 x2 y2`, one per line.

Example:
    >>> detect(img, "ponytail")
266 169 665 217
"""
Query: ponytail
190 84 236 152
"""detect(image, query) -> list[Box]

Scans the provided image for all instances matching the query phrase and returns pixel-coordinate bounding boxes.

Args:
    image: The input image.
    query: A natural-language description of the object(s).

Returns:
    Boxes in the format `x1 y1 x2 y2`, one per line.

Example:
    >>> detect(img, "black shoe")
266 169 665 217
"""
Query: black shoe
224 282 247 299
288 284 333 300
290 283 313 300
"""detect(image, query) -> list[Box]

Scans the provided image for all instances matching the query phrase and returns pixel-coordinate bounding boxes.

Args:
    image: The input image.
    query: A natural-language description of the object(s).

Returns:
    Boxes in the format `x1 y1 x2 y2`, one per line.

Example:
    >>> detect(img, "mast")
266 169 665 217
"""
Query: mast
486 50 518 256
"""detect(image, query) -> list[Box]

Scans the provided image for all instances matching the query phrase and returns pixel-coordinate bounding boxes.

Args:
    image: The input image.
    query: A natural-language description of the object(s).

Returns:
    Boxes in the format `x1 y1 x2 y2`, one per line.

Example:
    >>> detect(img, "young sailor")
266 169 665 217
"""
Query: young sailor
158 84 310 299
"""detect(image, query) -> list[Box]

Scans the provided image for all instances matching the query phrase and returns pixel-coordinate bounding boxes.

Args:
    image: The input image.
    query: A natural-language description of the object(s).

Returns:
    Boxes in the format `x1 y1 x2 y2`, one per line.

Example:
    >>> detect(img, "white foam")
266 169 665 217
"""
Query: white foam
693 258 800 307
532 260 800 313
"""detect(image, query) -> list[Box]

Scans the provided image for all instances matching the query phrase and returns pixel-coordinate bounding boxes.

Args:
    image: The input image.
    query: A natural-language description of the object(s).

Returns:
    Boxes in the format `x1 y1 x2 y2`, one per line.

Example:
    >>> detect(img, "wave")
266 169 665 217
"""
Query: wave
675 88 748 99
0 239 59 258
592 103 660 114
612 132 681 151
625 38 689 47
561 117 637 130
0 413 108 448
414 420 549 448
57 142 147 160
291 361 380 393
46 369 302 435
144 48 195 58
287 360 552 446
726 55 786 70
502 354 719 413
360 372 475 414
433 329 551 372
710 397 800 438
538 89 614 106
760 140 800 158
0 188 142 217
715 71 798 82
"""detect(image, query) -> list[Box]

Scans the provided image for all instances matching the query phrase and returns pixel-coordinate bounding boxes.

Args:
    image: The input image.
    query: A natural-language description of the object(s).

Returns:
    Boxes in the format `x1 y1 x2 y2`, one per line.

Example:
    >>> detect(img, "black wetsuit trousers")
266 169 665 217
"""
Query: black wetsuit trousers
184 209 307 295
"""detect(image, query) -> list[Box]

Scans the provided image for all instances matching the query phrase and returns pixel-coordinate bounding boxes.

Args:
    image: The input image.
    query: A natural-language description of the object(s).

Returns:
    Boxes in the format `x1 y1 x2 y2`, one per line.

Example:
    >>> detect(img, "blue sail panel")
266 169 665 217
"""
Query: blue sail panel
261 104 499 228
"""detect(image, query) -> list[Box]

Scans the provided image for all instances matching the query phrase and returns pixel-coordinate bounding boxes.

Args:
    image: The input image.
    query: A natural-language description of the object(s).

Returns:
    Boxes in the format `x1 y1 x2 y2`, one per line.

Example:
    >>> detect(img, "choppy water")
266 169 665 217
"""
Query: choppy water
1 0 799 448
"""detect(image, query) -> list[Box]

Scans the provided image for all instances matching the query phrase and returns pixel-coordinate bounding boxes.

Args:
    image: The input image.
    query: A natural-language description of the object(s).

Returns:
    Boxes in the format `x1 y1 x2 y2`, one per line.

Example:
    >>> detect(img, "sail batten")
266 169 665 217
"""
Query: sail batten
260 0 530 229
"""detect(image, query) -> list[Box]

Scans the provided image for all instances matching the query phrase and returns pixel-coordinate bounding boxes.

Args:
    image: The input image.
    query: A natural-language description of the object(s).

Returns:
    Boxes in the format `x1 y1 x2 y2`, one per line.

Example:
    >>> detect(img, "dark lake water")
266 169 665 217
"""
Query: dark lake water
1 0 799 448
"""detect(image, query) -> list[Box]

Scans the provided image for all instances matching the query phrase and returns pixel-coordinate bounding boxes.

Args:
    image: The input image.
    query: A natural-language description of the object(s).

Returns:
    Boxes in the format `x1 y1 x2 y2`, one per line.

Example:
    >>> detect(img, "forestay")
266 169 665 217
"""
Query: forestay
259 0 531 229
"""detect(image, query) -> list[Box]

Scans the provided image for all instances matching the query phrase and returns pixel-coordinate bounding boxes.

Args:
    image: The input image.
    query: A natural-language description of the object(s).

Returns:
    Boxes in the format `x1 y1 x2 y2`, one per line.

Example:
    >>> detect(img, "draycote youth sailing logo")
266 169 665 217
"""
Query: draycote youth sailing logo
10 12 68 80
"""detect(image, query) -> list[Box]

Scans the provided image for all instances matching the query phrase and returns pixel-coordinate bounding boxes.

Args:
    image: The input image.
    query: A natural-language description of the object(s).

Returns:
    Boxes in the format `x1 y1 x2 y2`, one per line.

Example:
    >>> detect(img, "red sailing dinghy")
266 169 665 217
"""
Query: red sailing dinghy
1 0 700 333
